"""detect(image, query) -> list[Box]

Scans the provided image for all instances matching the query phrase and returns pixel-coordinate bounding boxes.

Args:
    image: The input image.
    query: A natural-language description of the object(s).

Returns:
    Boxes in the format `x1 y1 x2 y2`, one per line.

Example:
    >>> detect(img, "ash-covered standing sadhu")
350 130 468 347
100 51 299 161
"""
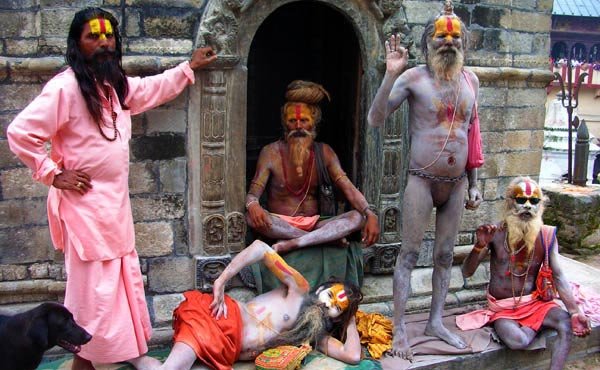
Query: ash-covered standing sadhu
458 176 591 370
159 240 363 370
6 7 216 369
367 0 484 359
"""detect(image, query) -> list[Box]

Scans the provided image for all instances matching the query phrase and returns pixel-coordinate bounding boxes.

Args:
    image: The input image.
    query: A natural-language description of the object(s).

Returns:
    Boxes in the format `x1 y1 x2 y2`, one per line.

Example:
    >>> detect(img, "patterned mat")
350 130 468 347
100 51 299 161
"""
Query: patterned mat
37 348 381 370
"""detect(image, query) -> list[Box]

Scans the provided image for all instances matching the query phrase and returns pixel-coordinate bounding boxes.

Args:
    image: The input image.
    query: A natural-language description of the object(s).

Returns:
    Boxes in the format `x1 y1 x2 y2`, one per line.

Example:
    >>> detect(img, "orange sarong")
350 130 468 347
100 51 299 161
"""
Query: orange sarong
173 291 243 370
456 293 558 332
272 213 320 231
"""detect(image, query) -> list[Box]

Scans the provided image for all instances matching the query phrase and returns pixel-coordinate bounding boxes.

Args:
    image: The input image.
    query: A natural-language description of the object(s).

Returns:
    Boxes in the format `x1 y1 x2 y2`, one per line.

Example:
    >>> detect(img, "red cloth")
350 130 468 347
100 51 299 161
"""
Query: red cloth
456 293 558 331
173 291 243 370
463 70 484 170
272 213 320 231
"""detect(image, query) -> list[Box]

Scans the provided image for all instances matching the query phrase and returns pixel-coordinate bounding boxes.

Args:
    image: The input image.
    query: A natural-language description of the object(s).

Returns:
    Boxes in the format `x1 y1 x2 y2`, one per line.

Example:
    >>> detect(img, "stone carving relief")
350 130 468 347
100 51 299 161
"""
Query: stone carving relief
195 256 256 291
203 214 226 247
196 256 231 291
384 207 400 234
382 150 401 194
198 0 240 55
202 71 226 143
362 244 401 274
227 212 246 250
201 154 225 204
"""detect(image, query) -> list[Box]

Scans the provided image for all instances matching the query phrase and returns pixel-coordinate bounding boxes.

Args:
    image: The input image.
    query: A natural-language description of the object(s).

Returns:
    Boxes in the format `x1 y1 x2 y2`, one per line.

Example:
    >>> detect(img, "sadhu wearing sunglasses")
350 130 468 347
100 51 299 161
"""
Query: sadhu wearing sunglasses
458 176 591 370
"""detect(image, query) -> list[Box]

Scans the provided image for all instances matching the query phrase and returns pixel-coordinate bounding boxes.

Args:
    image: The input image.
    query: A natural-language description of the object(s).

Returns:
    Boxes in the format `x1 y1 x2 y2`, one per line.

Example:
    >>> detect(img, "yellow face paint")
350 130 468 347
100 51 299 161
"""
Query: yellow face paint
284 103 315 130
329 283 350 312
433 16 461 41
264 251 309 291
89 17 113 41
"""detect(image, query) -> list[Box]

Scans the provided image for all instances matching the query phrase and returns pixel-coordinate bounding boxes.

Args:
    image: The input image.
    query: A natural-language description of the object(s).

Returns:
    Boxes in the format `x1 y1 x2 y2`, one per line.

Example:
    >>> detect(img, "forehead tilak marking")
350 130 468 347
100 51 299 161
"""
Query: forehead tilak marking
446 16 453 32
295 104 302 121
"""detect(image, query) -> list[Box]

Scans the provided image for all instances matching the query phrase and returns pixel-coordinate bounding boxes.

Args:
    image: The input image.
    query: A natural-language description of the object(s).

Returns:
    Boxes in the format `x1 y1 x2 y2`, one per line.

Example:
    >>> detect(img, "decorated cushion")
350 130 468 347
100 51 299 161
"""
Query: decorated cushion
255 344 312 370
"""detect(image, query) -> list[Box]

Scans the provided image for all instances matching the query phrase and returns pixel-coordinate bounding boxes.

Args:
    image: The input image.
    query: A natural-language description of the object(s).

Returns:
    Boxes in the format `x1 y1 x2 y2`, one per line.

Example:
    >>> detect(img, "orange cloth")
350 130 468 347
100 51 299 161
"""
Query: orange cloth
355 310 393 359
456 293 558 332
173 291 243 370
272 213 320 231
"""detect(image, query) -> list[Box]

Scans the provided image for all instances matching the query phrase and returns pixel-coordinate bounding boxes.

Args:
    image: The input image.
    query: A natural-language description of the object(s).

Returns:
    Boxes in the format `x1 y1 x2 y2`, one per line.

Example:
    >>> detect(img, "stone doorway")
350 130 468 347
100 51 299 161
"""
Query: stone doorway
189 0 407 289
246 2 361 186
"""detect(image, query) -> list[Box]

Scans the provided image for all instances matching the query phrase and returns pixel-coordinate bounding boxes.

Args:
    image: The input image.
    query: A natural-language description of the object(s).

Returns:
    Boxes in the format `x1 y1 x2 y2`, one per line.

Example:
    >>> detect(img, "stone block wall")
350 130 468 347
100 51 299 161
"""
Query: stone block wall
398 0 553 262
0 2 204 319
0 0 554 329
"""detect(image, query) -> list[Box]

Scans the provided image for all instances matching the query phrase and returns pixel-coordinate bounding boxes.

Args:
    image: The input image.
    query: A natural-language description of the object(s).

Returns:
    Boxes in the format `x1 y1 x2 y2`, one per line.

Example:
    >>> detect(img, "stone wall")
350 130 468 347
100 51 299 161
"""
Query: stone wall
0 0 554 333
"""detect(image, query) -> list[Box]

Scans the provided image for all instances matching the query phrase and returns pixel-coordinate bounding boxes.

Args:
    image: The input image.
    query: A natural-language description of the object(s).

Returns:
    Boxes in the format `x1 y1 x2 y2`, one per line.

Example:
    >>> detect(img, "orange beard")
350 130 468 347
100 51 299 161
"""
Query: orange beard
287 131 315 177
428 45 464 81
504 212 543 255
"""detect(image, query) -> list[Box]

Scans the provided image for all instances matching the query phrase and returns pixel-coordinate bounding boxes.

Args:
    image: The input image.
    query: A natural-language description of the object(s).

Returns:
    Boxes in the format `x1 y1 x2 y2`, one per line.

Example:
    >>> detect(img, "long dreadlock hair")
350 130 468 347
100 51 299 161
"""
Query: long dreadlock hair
259 278 363 351
66 8 129 127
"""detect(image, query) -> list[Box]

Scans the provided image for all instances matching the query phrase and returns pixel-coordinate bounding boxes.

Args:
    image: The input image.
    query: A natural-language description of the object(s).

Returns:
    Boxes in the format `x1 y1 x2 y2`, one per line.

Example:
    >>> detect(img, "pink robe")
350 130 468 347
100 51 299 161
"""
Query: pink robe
7 62 195 362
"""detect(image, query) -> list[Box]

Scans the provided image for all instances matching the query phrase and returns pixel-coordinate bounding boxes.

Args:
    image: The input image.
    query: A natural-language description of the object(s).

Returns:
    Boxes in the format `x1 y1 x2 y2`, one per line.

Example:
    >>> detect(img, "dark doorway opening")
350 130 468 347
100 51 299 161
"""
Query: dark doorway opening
246 1 361 188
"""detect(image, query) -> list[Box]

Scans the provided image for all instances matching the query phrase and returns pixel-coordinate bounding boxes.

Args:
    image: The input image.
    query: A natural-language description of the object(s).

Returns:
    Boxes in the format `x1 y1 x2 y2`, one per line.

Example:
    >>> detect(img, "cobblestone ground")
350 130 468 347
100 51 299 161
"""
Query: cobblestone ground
566 353 600 369
564 253 600 370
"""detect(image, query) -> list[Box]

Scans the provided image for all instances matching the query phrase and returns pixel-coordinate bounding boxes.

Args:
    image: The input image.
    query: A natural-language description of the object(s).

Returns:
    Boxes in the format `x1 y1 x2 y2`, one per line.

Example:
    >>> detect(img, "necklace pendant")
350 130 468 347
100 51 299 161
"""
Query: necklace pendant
510 255 516 262
505 270 510 277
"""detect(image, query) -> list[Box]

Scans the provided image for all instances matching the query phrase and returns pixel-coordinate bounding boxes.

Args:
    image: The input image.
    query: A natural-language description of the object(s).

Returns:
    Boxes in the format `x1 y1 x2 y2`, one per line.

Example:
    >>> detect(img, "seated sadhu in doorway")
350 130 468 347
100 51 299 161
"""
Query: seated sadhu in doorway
458 176 591 370
245 80 380 292
159 240 363 370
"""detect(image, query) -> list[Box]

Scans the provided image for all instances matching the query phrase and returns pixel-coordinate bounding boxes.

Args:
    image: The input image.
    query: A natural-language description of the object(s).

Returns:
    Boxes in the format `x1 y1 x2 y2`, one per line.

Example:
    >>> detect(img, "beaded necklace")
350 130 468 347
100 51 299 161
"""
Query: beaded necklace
504 232 535 308
98 91 119 141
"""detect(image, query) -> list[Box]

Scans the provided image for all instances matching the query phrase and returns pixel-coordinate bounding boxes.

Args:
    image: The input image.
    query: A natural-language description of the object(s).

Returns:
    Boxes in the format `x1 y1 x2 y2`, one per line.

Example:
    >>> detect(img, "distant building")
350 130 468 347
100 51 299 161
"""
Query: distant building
543 0 600 183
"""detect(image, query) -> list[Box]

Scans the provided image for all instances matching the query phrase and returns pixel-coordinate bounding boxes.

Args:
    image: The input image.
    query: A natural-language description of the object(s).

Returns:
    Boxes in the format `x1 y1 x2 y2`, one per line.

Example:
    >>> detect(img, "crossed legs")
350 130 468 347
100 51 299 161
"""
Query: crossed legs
494 307 572 370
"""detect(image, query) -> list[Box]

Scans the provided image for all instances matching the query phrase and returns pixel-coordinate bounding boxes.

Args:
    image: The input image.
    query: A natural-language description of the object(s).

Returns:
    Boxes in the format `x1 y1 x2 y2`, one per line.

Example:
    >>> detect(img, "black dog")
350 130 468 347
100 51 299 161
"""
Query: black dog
0 302 92 370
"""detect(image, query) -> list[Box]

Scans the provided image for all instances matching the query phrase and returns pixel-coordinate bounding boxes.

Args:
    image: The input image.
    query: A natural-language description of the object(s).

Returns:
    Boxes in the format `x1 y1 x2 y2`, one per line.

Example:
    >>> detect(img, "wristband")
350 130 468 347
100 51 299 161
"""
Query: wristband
472 243 486 252
245 200 258 210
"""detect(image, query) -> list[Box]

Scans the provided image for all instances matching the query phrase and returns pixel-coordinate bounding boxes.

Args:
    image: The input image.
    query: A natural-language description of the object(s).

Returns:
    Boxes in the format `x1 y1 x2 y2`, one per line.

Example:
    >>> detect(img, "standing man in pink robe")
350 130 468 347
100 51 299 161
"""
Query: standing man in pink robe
7 7 216 370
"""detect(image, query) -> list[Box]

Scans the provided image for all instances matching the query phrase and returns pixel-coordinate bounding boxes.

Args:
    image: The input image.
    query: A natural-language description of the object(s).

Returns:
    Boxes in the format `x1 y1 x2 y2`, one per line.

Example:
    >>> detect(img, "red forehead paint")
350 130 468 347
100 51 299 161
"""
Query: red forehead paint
446 16 453 32
295 104 302 121
524 181 532 196
98 17 107 34
337 291 347 299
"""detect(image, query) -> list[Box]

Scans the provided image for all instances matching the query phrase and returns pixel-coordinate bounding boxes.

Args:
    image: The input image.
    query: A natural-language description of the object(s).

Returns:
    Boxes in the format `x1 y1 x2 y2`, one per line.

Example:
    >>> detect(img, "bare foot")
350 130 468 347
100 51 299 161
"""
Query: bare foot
388 326 413 360
273 239 298 254
424 322 467 349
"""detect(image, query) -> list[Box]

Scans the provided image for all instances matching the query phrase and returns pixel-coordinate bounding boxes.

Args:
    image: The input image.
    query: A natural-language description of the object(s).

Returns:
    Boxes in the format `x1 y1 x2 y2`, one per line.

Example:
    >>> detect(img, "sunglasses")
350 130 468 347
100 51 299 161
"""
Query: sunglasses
514 197 541 205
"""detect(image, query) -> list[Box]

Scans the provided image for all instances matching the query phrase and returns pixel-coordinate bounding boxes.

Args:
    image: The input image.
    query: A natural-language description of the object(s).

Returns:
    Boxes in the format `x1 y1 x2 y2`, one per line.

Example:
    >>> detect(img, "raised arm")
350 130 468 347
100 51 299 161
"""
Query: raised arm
548 238 591 336
323 145 379 246
462 224 496 278
367 34 409 128
210 240 309 318
125 46 216 115
317 315 362 364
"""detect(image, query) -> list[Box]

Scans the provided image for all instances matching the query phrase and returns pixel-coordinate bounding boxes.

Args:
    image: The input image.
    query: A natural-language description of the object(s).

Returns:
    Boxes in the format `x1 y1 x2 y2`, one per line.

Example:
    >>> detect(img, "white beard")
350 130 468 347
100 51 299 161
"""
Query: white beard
504 212 543 254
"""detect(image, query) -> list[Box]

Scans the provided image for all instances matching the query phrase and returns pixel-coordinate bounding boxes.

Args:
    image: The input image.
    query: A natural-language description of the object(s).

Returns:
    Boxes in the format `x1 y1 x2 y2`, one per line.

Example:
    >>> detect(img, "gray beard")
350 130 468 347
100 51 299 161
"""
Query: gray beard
428 46 464 81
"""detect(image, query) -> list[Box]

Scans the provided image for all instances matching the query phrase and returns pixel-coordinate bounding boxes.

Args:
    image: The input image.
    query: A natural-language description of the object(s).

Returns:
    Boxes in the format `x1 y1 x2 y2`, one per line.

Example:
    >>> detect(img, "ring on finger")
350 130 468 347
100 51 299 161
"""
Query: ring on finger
76 181 83 188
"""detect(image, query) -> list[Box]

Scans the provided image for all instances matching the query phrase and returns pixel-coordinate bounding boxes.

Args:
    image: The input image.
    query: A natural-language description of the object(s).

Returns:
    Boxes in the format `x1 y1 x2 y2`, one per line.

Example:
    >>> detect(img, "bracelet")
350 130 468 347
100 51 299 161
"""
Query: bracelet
472 243 486 252
245 200 258 210
360 206 370 218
